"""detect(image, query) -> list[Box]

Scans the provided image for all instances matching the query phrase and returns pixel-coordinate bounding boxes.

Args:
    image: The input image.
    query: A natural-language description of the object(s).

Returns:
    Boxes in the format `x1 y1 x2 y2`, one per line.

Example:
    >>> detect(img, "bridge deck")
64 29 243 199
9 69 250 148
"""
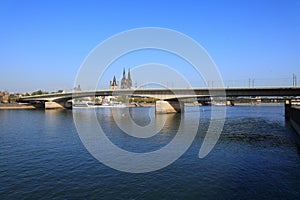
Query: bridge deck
18 87 300 103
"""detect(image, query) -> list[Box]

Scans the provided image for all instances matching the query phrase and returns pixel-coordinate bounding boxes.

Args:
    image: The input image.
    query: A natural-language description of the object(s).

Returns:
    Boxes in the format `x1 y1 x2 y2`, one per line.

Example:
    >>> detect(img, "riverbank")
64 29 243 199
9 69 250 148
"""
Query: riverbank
0 103 36 110
0 102 286 110
0 103 156 110
234 102 282 106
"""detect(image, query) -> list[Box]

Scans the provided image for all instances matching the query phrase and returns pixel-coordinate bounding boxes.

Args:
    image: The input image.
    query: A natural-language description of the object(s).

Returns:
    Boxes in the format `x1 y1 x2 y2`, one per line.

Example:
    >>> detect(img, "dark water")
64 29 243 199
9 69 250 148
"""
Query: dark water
1 105 300 199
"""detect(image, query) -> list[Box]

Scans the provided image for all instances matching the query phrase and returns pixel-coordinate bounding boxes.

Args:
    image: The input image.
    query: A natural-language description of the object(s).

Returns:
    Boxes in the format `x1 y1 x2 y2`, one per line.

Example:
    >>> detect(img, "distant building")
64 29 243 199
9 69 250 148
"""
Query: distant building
109 76 118 90
120 68 132 89
74 85 81 92
0 91 9 103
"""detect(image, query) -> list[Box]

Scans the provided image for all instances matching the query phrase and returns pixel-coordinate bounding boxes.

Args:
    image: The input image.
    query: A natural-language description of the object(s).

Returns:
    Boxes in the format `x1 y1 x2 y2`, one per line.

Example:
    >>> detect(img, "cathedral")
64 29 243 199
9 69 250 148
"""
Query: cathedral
121 68 132 89
109 68 132 90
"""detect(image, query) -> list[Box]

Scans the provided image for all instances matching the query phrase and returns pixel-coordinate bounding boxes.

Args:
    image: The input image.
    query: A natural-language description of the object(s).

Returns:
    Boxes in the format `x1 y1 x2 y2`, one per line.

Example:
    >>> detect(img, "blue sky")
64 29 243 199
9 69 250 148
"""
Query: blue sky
0 0 299 92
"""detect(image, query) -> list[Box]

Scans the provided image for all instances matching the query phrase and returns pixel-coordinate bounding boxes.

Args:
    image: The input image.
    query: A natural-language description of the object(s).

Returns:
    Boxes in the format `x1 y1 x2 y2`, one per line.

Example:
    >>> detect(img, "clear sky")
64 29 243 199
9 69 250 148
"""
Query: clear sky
0 0 299 92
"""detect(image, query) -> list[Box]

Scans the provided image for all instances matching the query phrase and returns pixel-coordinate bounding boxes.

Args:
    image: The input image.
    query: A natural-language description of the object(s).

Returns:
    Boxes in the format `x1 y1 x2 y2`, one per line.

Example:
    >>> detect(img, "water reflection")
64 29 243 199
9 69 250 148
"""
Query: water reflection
73 107 200 172
73 107 184 151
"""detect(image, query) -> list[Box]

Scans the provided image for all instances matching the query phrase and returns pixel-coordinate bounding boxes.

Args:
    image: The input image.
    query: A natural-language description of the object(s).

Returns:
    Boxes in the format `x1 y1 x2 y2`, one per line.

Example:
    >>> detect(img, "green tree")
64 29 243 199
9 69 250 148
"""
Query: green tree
31 90 49 96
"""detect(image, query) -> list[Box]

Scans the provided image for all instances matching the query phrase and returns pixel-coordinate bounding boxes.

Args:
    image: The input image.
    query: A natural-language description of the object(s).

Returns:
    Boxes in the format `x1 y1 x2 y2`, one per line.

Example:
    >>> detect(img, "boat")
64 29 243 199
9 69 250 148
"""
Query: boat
73 102 94 108
98 102 126 108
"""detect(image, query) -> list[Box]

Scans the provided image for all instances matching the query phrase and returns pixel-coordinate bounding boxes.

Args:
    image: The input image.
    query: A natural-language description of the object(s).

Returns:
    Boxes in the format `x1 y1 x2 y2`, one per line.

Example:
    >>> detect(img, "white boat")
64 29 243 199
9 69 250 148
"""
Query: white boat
73 102 94 108
73 101 126 108
99 102 126 108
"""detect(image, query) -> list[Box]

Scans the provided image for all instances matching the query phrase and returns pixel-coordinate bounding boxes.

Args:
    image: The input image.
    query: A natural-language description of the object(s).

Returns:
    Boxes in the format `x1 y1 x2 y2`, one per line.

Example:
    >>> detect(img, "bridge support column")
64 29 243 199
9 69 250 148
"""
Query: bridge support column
226 100 234 106
45 102 65 109
285 99 292 119
155 100 183 114
290 106 300 135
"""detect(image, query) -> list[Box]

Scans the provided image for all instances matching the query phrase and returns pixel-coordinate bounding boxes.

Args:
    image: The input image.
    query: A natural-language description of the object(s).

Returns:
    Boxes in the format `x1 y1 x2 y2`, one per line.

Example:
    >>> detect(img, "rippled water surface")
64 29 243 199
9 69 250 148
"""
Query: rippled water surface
1 105 300 199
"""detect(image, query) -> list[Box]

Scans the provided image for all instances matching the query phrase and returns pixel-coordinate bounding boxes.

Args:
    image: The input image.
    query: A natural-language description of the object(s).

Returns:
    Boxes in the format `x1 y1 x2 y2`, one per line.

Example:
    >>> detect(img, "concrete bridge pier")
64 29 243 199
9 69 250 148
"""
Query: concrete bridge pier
226 100 235 106
45 101 64 109
285 99 292 119
155 100 184 114
290 106 300 135
45 101 72 109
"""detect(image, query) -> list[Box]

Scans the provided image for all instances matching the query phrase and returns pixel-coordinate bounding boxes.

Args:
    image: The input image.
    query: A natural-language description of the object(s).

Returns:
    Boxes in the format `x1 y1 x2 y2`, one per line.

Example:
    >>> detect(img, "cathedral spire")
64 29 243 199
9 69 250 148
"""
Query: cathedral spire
113 76 117 85
110 75 118 90
127 68 131 80
120 68 132 89
122 68 126 79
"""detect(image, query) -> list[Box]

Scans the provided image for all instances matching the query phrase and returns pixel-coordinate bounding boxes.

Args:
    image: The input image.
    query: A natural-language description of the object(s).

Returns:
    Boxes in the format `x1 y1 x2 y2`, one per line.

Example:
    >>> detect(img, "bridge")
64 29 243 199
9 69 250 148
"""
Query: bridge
17 87 300 114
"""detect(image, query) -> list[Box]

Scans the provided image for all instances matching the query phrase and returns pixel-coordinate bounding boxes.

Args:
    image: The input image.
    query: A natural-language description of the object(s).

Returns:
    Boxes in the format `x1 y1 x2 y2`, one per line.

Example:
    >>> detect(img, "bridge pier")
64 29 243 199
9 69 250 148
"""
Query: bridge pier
155 100 184 113
226 100 235 106
290 106 300 135
45 102 65 109
285 99 292 119
44 101 72 109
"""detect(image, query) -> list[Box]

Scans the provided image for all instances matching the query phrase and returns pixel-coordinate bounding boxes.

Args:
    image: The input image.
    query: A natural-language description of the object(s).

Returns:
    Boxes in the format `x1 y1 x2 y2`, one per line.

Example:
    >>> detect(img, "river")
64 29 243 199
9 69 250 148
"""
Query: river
1 105 300 199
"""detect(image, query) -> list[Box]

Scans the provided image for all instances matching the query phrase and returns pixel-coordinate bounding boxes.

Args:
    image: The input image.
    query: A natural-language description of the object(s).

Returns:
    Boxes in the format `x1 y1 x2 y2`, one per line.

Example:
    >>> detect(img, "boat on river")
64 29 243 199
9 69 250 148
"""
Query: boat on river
73 102 94 108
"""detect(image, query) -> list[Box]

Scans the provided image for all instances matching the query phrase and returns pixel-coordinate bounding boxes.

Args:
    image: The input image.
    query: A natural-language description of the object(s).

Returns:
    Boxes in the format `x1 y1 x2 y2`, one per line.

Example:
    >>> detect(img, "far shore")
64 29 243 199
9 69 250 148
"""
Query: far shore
0 103 36 110
0 102 289 110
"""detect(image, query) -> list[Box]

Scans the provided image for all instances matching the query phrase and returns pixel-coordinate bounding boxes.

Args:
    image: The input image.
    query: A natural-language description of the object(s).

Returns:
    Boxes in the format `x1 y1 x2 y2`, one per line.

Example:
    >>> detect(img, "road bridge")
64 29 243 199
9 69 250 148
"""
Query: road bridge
17 87 300 114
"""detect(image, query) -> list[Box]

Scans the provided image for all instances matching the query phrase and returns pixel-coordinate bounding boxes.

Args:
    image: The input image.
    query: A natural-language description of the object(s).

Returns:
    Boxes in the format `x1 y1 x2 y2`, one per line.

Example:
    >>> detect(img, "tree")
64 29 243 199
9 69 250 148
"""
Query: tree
31 90 49 96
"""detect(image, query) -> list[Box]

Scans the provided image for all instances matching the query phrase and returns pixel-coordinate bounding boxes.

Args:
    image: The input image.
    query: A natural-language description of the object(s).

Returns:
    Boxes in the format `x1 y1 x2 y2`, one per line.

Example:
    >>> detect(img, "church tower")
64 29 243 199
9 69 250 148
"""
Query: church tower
127 68 132 89
109 76 118 90
121 68 127 89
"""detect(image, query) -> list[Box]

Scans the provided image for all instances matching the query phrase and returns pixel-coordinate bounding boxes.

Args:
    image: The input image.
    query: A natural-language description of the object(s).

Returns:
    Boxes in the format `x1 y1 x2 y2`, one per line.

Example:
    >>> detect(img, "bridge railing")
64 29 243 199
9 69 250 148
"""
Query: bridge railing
222 78 296 88
160 77 298 89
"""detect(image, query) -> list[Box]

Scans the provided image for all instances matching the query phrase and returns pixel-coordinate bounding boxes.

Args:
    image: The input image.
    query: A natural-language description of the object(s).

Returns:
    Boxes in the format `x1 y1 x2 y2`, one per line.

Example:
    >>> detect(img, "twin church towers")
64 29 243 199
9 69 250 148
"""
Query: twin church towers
109 68 132 90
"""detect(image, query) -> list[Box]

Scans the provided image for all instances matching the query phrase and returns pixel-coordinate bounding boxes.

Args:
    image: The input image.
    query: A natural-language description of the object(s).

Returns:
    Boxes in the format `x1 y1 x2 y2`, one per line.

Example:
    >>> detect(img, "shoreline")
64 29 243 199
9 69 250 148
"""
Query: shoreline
0 102 286 110
0 103 36 110
233 102 283 106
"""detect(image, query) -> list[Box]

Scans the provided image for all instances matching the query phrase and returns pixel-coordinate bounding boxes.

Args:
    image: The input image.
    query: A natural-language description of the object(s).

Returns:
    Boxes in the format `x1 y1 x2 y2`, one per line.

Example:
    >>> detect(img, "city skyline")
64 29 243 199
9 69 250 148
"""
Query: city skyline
0 0 299 92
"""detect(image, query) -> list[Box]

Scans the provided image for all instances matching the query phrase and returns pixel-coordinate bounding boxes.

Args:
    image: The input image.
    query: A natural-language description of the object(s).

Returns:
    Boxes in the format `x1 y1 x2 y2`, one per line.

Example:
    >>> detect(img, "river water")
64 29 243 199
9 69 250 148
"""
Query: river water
1 105 300 199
